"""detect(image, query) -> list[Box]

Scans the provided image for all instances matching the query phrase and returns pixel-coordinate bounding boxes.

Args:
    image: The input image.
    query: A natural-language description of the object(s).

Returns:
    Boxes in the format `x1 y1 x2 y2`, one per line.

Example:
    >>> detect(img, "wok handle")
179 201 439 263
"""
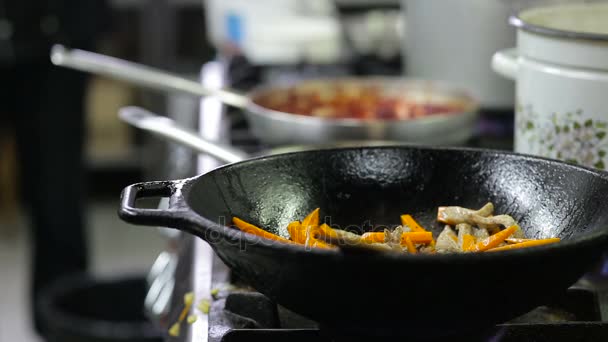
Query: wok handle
119 181 189 228
50 44 249 109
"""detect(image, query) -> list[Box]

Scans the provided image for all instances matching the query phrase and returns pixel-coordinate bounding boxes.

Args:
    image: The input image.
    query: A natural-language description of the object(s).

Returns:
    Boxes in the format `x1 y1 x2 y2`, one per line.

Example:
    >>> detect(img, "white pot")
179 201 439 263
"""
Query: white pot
492 3 608 169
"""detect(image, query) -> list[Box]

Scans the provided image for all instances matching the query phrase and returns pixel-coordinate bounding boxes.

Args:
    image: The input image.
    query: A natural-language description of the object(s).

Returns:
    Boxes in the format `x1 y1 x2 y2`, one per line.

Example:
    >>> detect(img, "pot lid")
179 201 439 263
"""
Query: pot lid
510 3 608 42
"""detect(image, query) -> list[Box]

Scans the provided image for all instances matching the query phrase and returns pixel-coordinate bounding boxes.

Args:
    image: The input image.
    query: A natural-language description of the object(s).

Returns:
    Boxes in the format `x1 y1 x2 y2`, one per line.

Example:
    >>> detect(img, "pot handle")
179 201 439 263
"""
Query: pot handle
50 45 249 109
492 48 519 80
119 106 248 164
119 180 190 228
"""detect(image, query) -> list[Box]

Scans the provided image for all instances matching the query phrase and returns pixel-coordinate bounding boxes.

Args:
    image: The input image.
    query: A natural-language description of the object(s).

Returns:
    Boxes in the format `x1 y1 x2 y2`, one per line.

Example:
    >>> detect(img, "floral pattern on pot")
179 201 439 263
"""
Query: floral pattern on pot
516 103 608 170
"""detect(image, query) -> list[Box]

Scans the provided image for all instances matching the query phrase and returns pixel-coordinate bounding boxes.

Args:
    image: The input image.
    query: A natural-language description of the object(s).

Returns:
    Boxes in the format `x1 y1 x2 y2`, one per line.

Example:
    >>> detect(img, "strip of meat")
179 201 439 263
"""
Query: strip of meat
316 227 392 252
435 226 460 253
437 202 494 225
469 214 515 230
360 231 433 244
473 226 490 240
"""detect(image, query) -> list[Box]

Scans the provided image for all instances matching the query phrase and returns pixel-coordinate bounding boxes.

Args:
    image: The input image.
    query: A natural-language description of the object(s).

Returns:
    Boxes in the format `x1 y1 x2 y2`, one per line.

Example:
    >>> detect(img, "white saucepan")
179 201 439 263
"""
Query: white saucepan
492 2 608 170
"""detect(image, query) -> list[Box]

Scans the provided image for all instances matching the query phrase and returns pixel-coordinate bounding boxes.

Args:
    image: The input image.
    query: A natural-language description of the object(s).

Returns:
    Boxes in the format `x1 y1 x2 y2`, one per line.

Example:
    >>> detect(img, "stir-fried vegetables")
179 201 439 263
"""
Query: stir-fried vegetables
486 238 562 252
231 203 560 254
466 225 519 252
232 217 295 244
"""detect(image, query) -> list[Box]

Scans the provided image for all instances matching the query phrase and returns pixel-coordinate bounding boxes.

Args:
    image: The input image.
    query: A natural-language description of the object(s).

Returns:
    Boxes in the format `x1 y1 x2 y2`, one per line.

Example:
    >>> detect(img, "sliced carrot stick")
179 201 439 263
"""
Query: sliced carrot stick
298 222 335 249
400 214 427 232
301 208 320 229
404 236 417 254
402 232 433 245
308 234 333 249
311 224 341 249
486 238 561 252
360 231 433 244
300 208 333 249
232 217 294 243
467 225 518 252
462 234 476 251
287 221 306 244
306 226 333 249
505 238 533 244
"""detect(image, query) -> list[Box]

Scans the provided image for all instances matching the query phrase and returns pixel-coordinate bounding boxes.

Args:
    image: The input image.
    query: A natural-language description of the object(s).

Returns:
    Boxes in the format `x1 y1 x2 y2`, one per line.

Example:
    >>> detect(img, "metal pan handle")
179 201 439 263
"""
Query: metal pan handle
119 180 189 228
50 44 249 109
119 106 248 164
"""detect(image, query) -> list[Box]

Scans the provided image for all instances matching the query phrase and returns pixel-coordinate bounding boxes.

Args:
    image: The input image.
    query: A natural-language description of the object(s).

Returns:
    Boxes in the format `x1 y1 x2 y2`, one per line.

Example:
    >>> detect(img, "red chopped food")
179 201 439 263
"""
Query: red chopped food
253 83 466 120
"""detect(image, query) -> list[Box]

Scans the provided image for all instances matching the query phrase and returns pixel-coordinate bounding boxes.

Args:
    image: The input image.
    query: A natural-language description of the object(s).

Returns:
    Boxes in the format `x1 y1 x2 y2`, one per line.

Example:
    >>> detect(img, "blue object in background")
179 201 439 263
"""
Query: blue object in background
226 13 243 46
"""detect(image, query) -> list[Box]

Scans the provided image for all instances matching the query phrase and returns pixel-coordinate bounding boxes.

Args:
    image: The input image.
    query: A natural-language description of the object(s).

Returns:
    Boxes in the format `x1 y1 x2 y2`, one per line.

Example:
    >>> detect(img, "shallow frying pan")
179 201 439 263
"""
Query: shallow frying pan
118 106 408 164
50 45 478 146
118 110 608 338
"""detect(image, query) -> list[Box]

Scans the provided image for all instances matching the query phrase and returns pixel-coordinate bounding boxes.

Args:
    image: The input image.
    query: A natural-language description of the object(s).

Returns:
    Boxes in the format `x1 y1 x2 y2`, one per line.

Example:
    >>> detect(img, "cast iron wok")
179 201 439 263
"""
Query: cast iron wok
119 146 608 338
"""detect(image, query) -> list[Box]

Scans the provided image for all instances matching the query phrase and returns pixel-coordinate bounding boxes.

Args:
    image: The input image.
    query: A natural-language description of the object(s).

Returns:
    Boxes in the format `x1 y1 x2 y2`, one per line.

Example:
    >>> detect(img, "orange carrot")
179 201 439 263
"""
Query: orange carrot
301 208 320 229
307 234 333 249
287 221 306 244
360 231 433 244
233 217 294 243
486 238 561 252
300 208 334 249
400 214 427 232
309 223 339 249
505 238 533 244
467 225 518 252
462 234 476 251
306 225 334 249
404 236 417 254
401 232 433 245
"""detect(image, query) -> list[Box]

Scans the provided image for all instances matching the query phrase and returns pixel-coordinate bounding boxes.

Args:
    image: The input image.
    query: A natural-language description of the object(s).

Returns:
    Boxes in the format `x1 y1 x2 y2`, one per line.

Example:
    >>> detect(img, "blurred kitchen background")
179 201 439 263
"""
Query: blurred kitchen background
0 0 596 341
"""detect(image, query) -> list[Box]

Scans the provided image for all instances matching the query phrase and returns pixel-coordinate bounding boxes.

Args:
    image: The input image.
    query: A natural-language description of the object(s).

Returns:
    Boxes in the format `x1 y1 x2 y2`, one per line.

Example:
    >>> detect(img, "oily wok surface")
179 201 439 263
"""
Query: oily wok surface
189 147 608 246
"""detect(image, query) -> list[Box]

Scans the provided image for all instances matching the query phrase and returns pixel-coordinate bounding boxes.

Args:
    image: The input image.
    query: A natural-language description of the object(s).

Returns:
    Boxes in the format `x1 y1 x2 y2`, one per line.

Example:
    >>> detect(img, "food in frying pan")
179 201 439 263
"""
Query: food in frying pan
253 82 466 120
232 203 560 253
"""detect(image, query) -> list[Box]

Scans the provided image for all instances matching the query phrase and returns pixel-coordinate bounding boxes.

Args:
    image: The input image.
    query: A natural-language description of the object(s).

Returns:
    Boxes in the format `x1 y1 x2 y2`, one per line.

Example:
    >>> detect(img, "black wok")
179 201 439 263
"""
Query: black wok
119 146 608 338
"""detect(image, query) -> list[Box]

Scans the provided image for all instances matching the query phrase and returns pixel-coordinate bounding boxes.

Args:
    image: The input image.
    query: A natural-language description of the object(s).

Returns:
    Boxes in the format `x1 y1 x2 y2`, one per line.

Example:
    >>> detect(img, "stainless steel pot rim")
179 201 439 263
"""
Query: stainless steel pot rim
246 77 479 127
510 11 608 42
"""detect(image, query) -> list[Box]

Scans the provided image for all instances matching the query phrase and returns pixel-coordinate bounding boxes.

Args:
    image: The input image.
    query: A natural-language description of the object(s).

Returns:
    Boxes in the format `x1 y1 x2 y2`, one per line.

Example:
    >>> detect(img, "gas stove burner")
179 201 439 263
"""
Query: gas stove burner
204 287 606 342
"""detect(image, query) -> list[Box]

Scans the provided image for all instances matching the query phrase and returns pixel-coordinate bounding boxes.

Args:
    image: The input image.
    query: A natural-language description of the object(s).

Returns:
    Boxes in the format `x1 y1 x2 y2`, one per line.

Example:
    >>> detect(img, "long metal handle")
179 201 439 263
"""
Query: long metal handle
51 45 249 109
119 106 248 164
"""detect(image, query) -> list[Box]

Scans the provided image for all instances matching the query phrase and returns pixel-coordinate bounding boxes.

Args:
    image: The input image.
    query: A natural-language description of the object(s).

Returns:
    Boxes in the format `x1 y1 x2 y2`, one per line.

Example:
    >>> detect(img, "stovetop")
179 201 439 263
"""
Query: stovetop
168 231 608 342
209 286 606 342
159 57 608 342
